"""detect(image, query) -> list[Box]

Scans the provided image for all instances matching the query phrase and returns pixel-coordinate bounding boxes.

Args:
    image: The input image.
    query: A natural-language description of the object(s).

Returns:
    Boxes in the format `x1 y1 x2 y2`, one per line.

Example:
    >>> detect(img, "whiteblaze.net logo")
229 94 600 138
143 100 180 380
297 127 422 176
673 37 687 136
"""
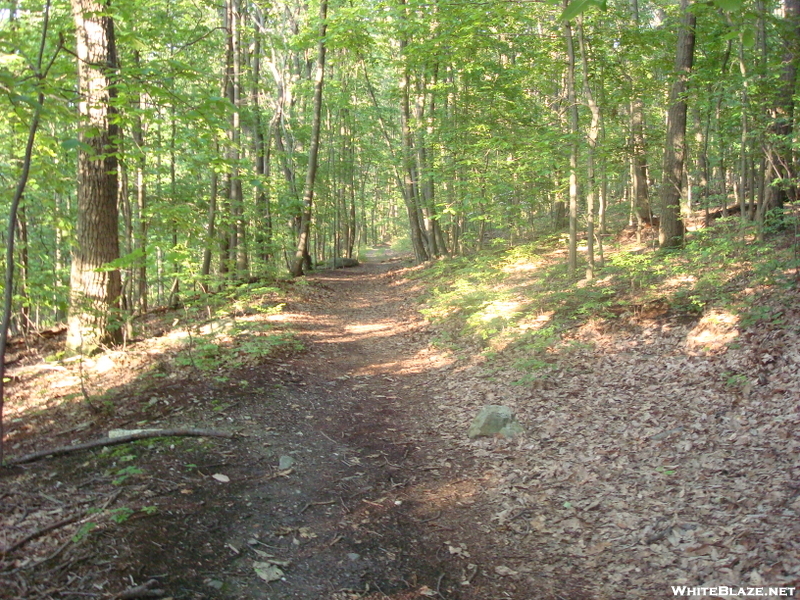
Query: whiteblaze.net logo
672 586 797 597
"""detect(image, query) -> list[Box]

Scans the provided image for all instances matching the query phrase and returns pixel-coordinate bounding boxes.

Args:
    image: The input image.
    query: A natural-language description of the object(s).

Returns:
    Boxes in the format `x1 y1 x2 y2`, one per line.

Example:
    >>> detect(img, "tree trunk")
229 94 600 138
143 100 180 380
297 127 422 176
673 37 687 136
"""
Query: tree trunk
67 0 123 353
659 0 695 249
628 0 652 228
564 11 579 275
0 0 52 464
201 161 218 293
251 8 273 267
764 0 799 213
15 206 30 333
578 17 598 279
290 0 328 277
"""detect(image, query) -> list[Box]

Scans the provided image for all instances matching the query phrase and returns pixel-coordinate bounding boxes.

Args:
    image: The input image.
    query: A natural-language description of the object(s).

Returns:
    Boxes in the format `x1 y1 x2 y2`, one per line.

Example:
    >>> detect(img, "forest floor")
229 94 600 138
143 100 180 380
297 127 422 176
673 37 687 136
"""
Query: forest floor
1 239 799 600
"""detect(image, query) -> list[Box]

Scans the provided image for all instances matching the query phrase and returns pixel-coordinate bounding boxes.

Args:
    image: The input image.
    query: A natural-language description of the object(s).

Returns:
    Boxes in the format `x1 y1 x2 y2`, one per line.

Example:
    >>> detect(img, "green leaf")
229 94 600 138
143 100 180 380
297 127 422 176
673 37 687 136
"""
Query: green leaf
713 0 743 11
741 28 755 48
560 0 605 22
10 93 40 109
61 138 93 153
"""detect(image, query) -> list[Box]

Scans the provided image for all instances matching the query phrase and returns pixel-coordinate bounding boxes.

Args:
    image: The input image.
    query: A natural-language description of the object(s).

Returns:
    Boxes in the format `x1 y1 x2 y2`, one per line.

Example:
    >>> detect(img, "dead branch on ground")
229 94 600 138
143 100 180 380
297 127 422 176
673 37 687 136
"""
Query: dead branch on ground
5 429 234 466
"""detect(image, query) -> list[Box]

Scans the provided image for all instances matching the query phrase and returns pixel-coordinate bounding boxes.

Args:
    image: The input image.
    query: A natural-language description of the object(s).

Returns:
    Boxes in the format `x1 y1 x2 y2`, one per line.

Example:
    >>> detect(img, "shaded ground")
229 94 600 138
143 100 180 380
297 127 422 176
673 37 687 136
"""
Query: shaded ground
1 257 490 600
2 250 799 600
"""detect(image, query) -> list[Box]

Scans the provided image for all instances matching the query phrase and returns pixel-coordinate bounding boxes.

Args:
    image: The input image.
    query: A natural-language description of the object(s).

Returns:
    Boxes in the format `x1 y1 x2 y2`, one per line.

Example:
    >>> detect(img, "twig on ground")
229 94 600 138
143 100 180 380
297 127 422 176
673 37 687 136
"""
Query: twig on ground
6 429 234 465
112 579 164 599
1 513 83 555
435 572 446 598
319 430 339 444
299 499 336 514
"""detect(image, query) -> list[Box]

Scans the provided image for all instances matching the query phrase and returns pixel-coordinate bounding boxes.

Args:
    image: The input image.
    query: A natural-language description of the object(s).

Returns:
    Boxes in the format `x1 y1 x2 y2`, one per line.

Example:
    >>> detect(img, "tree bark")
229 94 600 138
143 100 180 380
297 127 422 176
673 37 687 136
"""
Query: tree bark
0 0 53 464
67 0 123 353
251 7 273 267
132 51 147 312
764 0 799 213
659 0 695 248
564 11 579 275
290 0 328 276
628 0 652 228
578 17 598 279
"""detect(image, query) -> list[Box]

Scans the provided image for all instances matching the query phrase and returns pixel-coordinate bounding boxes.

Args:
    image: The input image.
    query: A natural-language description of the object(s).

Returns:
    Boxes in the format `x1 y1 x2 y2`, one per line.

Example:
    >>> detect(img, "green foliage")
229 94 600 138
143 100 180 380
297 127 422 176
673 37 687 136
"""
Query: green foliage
416 223 799 379
72 522 98 543
173 288 302 373
560 0 607 22
109 507 135 524
0 0 796 345
112 465 144 485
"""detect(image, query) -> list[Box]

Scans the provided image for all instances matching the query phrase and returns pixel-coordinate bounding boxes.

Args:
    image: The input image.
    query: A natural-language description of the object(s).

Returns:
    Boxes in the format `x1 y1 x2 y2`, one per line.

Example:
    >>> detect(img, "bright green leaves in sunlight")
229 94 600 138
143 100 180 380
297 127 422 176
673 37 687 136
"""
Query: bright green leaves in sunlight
558 0 607 23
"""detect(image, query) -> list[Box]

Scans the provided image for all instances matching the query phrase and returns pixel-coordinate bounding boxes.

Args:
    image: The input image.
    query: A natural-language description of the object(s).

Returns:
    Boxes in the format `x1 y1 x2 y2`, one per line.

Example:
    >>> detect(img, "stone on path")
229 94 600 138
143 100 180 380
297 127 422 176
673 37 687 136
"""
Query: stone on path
467 405 524 439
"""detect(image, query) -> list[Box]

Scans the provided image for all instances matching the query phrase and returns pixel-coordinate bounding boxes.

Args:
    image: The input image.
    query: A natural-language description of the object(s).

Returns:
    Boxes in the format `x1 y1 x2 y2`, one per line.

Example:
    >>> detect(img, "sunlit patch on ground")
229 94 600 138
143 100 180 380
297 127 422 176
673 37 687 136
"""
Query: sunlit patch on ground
686 309 740 353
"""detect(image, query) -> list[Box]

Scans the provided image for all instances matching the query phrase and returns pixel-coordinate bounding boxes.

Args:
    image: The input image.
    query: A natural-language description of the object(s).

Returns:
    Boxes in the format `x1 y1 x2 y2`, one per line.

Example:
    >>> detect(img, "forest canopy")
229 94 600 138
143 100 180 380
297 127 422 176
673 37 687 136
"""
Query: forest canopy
0 0 797 339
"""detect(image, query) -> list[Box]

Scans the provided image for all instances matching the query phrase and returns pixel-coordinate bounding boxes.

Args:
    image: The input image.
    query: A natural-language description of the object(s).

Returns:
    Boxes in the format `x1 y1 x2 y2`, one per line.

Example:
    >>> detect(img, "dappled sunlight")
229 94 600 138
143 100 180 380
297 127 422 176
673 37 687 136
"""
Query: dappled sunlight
501 257 545 274
345 322 393 334
4 300 300 438
355 345 453 377
413 477 485 515
478 300 522 323
661 273 697 291
686 309 740 353
518 311 554 331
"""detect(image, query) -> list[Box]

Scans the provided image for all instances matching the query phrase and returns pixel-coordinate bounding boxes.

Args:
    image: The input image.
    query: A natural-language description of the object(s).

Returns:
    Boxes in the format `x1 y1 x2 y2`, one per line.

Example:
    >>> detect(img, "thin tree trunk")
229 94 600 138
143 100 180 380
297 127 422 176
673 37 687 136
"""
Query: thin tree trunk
132 51 147 313
290 0 328 276
15 206 30 333
251 8 273 267
736 27 749 219
628 0 652 229
200 164 218 293
0 0 53 463
564 10 579 275
578 17 598 279
168 104 180 309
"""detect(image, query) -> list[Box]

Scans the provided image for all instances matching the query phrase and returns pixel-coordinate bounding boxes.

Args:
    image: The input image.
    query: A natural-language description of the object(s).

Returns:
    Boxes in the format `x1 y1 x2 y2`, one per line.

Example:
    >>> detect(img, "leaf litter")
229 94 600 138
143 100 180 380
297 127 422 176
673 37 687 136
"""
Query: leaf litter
1 256 798 600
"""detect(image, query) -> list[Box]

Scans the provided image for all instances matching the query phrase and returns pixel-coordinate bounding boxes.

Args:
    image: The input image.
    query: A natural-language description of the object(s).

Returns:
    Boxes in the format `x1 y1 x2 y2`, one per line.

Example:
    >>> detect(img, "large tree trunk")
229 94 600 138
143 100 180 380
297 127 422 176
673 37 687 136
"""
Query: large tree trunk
66 0 122 353
659 0 695 249
290 0 327 277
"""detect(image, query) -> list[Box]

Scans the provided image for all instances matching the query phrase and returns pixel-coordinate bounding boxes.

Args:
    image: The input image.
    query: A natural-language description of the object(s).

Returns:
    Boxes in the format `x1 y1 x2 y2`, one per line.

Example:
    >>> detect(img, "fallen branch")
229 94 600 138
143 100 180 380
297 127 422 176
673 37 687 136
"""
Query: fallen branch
5 429 234 465
113 579 164 599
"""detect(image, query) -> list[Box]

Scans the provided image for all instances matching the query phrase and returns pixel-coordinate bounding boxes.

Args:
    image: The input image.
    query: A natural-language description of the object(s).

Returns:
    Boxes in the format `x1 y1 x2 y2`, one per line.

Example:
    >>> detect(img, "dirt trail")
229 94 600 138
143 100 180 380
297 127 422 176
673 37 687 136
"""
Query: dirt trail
110 258 481 600
8 256 797 600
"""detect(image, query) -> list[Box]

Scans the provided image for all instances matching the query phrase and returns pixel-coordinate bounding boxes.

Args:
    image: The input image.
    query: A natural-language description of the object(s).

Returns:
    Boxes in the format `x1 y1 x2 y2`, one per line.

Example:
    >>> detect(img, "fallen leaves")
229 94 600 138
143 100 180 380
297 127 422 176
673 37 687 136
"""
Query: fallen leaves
253 561 284 582
408 285 800 598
